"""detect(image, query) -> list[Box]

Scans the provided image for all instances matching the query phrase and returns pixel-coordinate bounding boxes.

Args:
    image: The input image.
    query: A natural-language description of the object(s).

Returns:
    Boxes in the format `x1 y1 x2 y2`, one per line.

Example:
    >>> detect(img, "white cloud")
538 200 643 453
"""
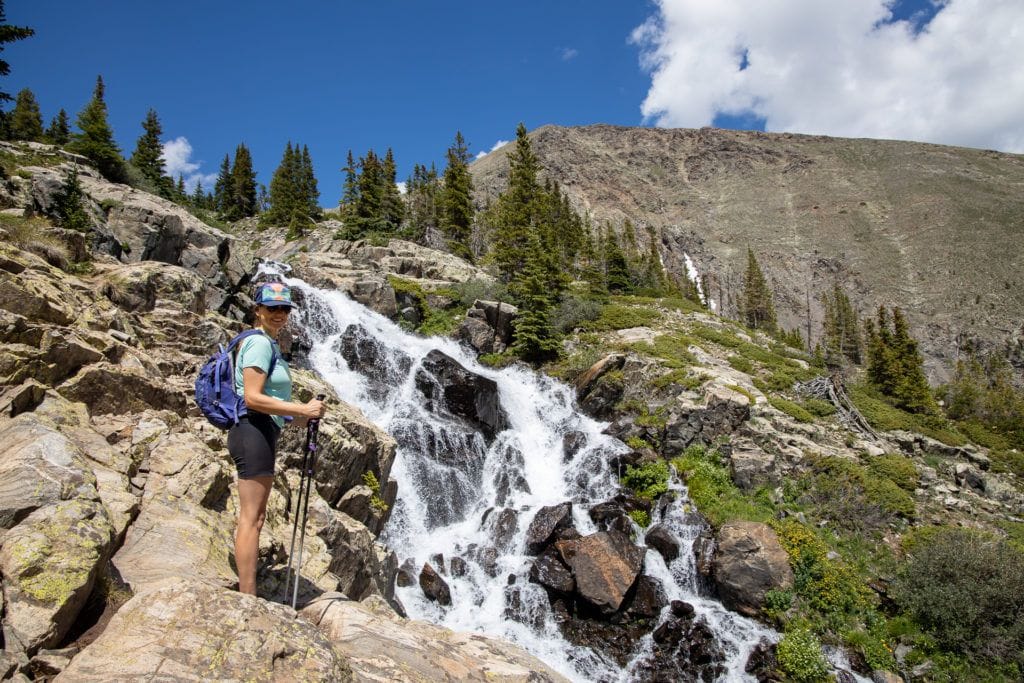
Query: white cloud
561 47 579 61
397 181 407 195
474 140 510 160
161 136 218 193
632 0 1024 152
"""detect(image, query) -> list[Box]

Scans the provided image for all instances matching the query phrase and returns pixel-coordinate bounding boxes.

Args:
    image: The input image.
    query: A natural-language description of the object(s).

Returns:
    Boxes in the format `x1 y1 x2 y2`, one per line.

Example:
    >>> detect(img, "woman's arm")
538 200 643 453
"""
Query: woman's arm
241 367 324 420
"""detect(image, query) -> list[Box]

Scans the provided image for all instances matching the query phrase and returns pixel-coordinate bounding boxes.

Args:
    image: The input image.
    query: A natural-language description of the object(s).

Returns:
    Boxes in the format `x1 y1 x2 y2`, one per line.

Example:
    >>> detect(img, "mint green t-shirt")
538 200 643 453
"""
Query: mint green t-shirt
234 332 292 429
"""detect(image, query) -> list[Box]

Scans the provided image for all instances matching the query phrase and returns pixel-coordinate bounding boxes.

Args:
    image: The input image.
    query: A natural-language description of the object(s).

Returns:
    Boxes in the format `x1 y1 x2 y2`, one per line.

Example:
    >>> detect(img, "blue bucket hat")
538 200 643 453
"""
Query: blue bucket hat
254 282 294 308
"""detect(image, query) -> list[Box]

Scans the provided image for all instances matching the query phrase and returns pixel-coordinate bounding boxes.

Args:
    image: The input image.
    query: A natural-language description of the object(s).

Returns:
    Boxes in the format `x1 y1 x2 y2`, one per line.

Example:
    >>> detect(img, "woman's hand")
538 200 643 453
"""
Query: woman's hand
301 398 326 420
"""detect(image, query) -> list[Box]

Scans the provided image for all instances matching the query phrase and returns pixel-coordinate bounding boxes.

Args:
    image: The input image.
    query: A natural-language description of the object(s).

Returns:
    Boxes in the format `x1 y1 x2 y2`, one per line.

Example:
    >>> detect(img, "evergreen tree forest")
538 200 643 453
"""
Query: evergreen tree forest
265 142 320 236
7 87 42 141
68 76 128 183
822 282 862 367
864 305 936 414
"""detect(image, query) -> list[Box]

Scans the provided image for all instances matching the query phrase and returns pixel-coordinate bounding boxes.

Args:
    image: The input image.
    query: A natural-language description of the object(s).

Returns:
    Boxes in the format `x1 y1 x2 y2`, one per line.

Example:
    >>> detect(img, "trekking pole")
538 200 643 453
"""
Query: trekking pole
284 394 325 608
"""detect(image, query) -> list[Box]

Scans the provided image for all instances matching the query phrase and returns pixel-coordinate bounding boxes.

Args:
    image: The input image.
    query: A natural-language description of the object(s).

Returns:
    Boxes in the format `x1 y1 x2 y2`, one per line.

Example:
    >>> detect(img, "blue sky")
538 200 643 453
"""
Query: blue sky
6 1 1021 205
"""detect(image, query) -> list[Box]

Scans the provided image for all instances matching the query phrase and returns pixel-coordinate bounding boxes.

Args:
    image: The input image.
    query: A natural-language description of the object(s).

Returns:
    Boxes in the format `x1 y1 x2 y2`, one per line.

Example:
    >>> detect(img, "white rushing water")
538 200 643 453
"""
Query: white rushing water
275 270 853 682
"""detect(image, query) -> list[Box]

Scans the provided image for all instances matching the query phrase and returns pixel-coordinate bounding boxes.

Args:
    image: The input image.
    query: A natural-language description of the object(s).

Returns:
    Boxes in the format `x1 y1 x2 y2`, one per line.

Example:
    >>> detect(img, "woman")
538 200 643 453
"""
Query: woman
229 282 325 595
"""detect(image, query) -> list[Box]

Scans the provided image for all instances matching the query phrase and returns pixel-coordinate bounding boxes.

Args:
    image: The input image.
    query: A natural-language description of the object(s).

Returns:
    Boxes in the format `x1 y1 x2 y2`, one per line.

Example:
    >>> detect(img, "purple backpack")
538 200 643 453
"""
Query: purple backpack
194 330 277 429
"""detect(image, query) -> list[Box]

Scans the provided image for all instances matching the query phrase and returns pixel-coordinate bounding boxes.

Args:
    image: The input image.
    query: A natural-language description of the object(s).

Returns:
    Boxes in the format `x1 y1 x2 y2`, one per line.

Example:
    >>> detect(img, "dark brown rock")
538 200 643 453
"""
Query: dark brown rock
555 530 644 613
415 350 509 440
524 502 573 555
645 523 681 563
418 563 452 606
529 547 575 595
712 521 793 617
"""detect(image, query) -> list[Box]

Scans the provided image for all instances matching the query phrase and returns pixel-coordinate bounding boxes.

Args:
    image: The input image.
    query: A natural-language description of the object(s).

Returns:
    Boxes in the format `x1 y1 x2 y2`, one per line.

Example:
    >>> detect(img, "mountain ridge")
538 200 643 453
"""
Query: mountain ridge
470 124 1024 382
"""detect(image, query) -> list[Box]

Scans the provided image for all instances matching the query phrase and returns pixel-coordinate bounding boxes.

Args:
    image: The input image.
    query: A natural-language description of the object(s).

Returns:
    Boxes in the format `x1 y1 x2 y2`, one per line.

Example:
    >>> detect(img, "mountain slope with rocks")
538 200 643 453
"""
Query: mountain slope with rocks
470 124 1024 382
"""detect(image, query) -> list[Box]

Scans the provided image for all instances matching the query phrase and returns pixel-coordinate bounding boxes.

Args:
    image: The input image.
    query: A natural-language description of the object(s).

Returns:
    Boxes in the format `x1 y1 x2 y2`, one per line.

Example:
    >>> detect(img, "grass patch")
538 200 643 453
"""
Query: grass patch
630 333 697 369
849 382 967 446
989 449 1024 479
769 396 816 423
580 303 660 331
728 355 754 374
866 454 919 491
801 398 837 418
621 460 670 501
652 368 708 391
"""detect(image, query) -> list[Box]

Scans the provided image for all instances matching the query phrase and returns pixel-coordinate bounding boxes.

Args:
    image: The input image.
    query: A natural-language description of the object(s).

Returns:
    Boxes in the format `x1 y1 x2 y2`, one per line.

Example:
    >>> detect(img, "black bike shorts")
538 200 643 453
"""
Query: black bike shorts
227 413 280 479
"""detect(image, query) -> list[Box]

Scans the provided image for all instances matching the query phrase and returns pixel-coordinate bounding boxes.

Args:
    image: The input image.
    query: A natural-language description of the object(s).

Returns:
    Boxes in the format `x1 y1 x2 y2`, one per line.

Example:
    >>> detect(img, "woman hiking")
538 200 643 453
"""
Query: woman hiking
229 282 325 595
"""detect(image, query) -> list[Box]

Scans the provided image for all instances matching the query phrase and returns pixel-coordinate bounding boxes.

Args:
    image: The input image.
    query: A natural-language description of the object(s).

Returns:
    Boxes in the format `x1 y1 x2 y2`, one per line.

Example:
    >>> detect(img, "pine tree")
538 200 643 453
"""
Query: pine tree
130 108 170 194
51 167 90 232
175 174 186 198
865 306 935 413
213 154 231 215
822 282 862 367
352 149 388 235
603 223 630 293
439 131 474 260
299 144 321 221
191 178 206 207
405 162 440 242
0 1 33 106
491 123 541 281
45 109 70 145
267 142 299 226
69 76 127 183
511 232 561 363
339 149 359 216
381 147 404 229
227 143 257 219
8 88 42 140
741 248 777 331
890 308 936 413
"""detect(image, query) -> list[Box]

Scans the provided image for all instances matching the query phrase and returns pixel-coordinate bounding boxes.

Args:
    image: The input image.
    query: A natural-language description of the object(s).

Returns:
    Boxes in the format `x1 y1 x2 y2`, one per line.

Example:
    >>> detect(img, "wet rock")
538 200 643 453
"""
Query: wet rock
529 547 576 595
58 581 350 681
450 556 468 577
419 563 452 606
562 430 587 462
645 523 681 563
397 558 416 587
485 507 520 552
671 600 696 618
415 349 509 440
555 530 644 613
624 575 667 620
525 502 573 555
712 521 793 617
745 639 782 682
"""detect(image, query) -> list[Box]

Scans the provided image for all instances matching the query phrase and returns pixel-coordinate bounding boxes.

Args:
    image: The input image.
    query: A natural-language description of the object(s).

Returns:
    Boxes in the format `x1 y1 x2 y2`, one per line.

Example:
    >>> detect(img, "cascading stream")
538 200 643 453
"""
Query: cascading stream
275 270 857 682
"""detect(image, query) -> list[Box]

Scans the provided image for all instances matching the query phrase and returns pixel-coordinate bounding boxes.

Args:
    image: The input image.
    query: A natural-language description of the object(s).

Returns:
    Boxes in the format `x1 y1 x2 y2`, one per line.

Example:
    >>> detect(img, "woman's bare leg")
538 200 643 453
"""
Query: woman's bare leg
235 476 273 595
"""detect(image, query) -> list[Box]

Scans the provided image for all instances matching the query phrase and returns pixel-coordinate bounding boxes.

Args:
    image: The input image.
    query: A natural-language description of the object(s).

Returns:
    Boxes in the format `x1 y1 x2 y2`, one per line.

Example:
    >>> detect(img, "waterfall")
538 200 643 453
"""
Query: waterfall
276 270 864 682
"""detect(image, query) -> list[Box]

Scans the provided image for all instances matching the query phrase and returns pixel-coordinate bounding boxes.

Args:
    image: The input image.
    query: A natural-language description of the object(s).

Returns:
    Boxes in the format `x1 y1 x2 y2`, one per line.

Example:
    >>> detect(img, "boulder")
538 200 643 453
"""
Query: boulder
0 262 78 326
644 523 681 563
555 530 645 613
575 353 626 401
99 261 208 314
728 445 778 491
317 508 396 603
664 383 752 452
415 349 509 440
302 593 570 682
529 547 576 595
1 499 114 654
470 300 518 345
56 361 187 415
336 483 393 536
524 502 573 555
624 575 668 619
0 415 100 530
457 315 503 355
56 581 351 682
419 563 453 606
712 521 793 617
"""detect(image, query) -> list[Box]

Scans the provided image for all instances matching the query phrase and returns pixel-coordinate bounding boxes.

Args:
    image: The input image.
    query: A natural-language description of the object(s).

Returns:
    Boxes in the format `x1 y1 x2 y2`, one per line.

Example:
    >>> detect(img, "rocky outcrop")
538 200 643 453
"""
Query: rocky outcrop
712 522 794 617
303 593 571 682
415 349 509 440
664 382 752 454
524 502 573 554
457 300 518 355
57 582 352 682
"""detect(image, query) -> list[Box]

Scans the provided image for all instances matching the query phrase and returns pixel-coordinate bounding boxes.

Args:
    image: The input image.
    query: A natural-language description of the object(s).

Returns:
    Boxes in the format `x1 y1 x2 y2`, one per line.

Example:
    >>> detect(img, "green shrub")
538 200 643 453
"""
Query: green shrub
867 455 918 491
893 528 1024 668
652 369 708 391
361 471 389 513
689 323 745 349
658 296 704 314
621 460 670 501
641 333 697 368
627 509 650 528
582 304 660 332
728 355 754 374
625 436 651 451
776 628 830 683
800 456 914 530
843 627 896 672
552 295 602 333
769 396 816 423
801 398 837 418
478 352 516 368
671 445 774 527
989 449 1024 479
727 384 756 404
